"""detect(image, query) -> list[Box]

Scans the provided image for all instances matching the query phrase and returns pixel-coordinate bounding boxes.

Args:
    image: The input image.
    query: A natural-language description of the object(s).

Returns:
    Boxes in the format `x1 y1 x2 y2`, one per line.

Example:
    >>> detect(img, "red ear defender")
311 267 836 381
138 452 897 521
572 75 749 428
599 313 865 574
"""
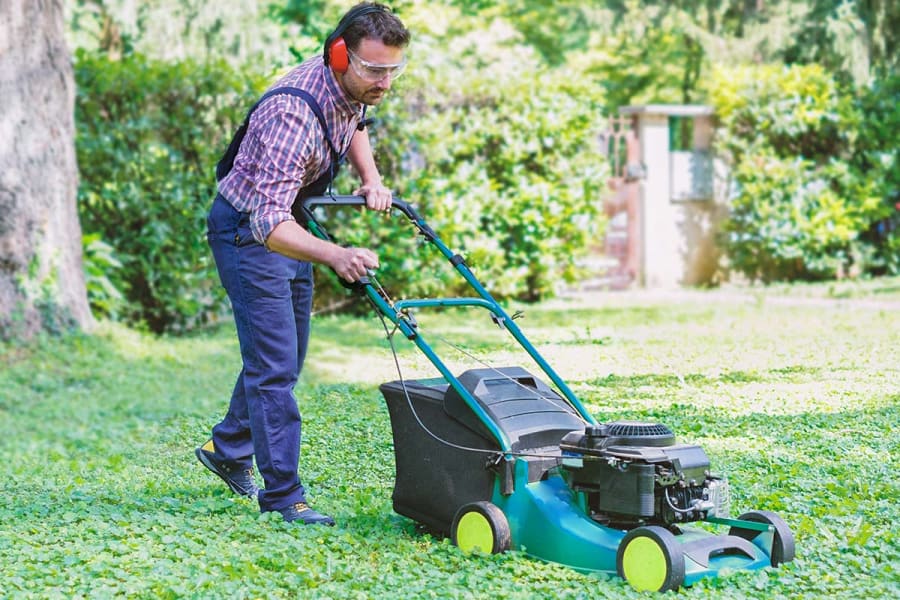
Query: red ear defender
328 37 349 73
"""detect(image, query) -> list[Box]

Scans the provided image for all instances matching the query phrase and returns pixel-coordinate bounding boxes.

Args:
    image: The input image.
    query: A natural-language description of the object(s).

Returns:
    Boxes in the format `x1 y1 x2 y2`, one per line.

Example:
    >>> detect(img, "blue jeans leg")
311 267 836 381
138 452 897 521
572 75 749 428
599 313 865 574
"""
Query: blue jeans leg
206 194 314 512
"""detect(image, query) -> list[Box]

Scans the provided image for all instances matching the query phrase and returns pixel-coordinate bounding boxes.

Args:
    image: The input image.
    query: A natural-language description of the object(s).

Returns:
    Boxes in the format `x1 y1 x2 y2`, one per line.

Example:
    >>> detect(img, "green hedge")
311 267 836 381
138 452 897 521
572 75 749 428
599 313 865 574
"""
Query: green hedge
708 63 895 281
311 10 609 308
75 51 268 332
853 72 900 275
75 36 609 329
315 71 607 307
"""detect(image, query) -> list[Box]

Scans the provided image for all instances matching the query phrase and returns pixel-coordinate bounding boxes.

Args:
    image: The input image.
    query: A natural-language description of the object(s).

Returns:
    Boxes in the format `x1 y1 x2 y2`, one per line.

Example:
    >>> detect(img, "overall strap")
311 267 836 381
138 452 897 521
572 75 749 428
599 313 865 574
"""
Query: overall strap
216 87 343 181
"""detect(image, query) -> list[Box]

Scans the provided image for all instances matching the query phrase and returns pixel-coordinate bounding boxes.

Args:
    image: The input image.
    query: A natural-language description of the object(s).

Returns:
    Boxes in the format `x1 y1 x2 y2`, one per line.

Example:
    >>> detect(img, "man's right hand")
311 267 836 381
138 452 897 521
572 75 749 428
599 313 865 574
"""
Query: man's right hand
331 246 379 282
266 220 378 283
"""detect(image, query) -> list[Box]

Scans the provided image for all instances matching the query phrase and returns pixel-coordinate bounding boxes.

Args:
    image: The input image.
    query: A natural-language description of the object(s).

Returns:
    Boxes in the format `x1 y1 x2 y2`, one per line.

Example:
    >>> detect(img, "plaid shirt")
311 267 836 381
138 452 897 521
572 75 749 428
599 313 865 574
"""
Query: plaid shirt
218 56 365 244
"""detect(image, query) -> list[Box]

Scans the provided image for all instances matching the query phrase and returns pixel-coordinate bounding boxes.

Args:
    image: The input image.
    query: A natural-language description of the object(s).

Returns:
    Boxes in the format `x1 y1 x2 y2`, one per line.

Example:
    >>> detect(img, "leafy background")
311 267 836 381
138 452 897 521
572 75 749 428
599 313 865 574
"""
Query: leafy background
64 0 899 332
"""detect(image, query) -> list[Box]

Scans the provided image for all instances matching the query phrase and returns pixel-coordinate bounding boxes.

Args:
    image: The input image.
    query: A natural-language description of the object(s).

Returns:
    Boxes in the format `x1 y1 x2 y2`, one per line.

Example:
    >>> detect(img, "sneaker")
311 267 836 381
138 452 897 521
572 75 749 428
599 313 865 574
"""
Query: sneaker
280 502 335 526
195 439 259 499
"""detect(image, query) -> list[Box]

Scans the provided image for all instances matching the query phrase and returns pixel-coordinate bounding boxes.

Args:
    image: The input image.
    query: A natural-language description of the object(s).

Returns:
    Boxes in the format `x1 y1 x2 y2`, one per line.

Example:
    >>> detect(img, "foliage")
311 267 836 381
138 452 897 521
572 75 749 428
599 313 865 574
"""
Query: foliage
708 63 890 281
401 71 607 302
710 64 855 163
82 233 124 320
65 0 296 66
492 0 594 67
852 72 900 275
74 50 270 332
1 286 898 596
776 0 900 85
571 2 706 109
720 153 882 281
308 6 608 308
562 0 900 115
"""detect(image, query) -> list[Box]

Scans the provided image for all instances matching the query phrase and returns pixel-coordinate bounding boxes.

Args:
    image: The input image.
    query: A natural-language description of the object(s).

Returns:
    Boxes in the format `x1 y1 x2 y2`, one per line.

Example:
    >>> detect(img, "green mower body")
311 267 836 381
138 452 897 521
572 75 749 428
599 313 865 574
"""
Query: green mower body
379 368 792 593
492 458 784 590
300 195 795 593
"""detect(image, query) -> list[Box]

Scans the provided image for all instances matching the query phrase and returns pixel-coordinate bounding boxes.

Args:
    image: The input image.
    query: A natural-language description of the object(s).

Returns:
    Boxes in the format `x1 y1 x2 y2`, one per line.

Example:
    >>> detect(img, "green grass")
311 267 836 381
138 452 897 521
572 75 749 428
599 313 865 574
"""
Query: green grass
1 284 898 598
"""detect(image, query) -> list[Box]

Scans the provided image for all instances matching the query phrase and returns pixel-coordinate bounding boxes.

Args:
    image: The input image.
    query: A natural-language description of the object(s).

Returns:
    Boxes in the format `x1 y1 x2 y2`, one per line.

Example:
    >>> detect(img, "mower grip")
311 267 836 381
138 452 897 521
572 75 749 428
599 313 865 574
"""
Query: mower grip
300 194 420 221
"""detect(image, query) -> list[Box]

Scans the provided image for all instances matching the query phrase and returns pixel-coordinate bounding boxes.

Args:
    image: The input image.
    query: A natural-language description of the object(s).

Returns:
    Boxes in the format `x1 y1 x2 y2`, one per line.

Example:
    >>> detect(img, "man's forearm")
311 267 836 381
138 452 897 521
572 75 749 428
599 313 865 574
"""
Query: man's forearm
266 219 378 282
347 128 381 185
266 219 342 264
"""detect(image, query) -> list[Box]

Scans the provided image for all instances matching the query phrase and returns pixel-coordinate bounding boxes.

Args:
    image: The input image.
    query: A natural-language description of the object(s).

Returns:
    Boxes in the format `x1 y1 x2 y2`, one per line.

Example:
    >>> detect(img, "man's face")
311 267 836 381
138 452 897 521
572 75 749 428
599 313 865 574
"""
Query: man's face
338 38 406 106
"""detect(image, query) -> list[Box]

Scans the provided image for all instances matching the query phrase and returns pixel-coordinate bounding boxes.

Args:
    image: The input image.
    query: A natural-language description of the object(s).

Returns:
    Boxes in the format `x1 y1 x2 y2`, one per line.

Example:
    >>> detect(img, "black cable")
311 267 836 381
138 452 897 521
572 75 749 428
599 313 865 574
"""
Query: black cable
368 287 572 461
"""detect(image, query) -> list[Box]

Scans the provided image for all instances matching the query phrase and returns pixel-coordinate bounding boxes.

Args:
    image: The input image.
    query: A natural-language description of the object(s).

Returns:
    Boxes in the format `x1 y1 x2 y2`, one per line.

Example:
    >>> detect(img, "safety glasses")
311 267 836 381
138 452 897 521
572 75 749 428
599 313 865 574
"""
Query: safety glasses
347 50 407 82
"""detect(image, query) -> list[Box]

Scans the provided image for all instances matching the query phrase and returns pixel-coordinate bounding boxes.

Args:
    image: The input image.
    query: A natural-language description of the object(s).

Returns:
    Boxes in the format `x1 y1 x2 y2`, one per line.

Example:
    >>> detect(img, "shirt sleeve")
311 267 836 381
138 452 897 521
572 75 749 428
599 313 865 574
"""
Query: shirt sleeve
246 102 321 244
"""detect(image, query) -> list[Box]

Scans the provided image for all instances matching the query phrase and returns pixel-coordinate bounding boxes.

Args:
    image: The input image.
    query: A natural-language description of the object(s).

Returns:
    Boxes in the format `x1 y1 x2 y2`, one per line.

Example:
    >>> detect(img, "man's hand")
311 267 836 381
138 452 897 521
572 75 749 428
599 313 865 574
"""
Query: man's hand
354 182 393 212
266 220 378 282
331 246 379 283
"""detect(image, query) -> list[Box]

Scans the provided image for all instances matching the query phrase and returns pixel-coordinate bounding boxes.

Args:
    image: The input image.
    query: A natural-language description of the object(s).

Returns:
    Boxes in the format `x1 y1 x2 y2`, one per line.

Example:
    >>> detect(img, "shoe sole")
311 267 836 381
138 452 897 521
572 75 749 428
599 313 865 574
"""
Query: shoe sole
282 511 335 526
195 447 258 499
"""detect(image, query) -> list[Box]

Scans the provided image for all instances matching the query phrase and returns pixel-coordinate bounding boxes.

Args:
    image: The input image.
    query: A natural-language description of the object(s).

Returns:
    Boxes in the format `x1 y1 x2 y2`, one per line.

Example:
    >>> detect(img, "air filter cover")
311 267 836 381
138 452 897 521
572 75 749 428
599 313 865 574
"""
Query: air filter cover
606 420 676 447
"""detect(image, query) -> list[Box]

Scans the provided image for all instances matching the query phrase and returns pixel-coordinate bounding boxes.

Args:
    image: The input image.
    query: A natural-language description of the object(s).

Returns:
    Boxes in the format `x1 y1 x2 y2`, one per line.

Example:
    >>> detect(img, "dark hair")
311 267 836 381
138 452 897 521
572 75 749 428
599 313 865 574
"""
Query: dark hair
340 3 410 52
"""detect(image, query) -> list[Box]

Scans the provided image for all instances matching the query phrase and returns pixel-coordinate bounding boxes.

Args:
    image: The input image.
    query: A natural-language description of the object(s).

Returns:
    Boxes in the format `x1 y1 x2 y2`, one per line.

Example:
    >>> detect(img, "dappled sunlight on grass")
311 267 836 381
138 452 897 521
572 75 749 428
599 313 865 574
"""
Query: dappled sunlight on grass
581 371 894 418
93 320 234 364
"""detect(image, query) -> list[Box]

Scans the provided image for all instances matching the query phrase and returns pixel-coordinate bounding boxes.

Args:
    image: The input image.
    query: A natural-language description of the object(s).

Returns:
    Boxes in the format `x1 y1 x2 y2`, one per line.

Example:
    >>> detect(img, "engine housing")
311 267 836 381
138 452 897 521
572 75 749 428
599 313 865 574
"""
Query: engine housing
559 422 729 527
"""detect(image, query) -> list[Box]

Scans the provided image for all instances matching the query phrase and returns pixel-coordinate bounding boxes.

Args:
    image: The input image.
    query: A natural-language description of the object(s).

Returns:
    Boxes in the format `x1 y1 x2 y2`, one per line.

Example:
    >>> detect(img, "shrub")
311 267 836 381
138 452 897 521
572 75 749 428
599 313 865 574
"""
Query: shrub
708 64 889 281
852 72 900 275
82 233 124 320
722 152 882 281
710 64 856 164
312 12 609 308
404 72 608 301
75 51 269 332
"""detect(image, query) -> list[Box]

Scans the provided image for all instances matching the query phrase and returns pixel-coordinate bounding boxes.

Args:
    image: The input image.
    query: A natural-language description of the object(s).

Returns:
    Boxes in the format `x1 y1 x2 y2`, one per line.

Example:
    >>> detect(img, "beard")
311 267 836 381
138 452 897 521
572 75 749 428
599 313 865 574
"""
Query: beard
340 72 389 106
362 87 388 105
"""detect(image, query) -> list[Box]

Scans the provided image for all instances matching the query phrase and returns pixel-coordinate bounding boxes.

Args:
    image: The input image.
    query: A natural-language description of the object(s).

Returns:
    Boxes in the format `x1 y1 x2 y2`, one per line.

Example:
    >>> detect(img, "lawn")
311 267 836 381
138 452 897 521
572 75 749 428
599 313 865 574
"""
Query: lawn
1 280 898 598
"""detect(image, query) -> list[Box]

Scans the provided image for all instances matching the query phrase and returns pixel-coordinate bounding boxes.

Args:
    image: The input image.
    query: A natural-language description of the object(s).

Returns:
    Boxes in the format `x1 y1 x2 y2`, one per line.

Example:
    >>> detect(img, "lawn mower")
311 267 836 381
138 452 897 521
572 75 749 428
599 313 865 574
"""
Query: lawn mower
299 195 795 592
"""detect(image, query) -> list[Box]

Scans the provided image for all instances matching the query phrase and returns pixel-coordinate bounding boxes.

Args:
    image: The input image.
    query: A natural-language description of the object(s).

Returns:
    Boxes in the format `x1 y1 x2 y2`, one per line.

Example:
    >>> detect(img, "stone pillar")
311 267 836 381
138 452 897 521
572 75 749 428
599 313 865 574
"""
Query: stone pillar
619 105 721 288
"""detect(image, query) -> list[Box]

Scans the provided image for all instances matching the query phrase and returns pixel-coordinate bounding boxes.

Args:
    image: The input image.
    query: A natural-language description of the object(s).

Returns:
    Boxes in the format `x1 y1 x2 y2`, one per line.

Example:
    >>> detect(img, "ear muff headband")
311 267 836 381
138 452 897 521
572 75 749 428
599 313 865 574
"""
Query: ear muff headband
324 5 387 73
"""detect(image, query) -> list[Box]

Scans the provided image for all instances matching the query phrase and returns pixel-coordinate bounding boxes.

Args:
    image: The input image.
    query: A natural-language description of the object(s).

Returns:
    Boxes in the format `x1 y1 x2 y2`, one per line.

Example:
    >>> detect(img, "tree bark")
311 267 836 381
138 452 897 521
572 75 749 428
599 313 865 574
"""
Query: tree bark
0 0 91 338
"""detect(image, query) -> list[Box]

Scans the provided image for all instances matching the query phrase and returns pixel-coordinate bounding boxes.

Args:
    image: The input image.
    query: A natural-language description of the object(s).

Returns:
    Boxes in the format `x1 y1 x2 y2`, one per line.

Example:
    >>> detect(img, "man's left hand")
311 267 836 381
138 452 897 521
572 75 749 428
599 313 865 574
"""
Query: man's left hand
355 182 393 212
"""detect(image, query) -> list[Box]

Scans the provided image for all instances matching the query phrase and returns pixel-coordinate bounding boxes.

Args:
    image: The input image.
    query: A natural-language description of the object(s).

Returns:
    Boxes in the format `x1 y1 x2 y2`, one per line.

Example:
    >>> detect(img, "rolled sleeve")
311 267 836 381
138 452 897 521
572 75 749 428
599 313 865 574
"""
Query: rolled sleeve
247 106 322 244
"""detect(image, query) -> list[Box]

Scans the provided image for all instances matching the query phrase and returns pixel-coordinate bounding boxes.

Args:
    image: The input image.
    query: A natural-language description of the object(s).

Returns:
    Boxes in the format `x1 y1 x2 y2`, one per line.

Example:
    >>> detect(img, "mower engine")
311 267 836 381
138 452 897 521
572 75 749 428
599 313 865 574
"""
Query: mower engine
559 421 730 528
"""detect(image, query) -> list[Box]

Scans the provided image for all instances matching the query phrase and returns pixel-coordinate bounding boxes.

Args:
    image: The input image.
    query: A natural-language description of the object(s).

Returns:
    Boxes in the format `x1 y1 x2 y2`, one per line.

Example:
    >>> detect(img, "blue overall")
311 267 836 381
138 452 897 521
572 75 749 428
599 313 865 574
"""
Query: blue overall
205 195 313 511
206 88 346 512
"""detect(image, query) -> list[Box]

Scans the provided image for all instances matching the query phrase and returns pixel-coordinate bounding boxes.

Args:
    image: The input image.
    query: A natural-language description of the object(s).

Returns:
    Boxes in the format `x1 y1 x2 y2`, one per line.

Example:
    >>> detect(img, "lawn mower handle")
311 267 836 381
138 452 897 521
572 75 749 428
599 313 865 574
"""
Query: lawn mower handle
298 194 436 292
300 194 422 222
299 192 597 439
299 194 438 247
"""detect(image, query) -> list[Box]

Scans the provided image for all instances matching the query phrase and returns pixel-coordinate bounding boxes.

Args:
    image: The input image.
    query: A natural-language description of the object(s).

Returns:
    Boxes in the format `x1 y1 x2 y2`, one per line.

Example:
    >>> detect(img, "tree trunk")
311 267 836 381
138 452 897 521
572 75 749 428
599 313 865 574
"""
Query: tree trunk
0 0 91 338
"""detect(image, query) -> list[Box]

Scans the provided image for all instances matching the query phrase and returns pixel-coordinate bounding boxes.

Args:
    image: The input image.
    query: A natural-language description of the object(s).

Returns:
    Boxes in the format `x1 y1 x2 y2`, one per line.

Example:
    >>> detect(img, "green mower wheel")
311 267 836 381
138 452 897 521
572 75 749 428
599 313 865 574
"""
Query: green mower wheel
729 510 795 567
617 526 685 592
451 501 511 554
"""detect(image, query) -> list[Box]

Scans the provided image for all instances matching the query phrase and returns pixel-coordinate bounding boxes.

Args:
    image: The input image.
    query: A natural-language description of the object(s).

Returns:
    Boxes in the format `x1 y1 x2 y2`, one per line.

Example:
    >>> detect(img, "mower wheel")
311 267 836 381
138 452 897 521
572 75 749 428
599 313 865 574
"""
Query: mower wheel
451 501 511 554
729 510 795 567
617 526 685 593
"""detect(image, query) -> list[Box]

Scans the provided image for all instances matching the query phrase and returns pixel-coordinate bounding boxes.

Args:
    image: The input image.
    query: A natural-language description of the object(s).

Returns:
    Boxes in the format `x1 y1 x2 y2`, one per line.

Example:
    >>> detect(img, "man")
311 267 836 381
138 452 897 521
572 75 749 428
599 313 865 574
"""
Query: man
196 3 410 526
